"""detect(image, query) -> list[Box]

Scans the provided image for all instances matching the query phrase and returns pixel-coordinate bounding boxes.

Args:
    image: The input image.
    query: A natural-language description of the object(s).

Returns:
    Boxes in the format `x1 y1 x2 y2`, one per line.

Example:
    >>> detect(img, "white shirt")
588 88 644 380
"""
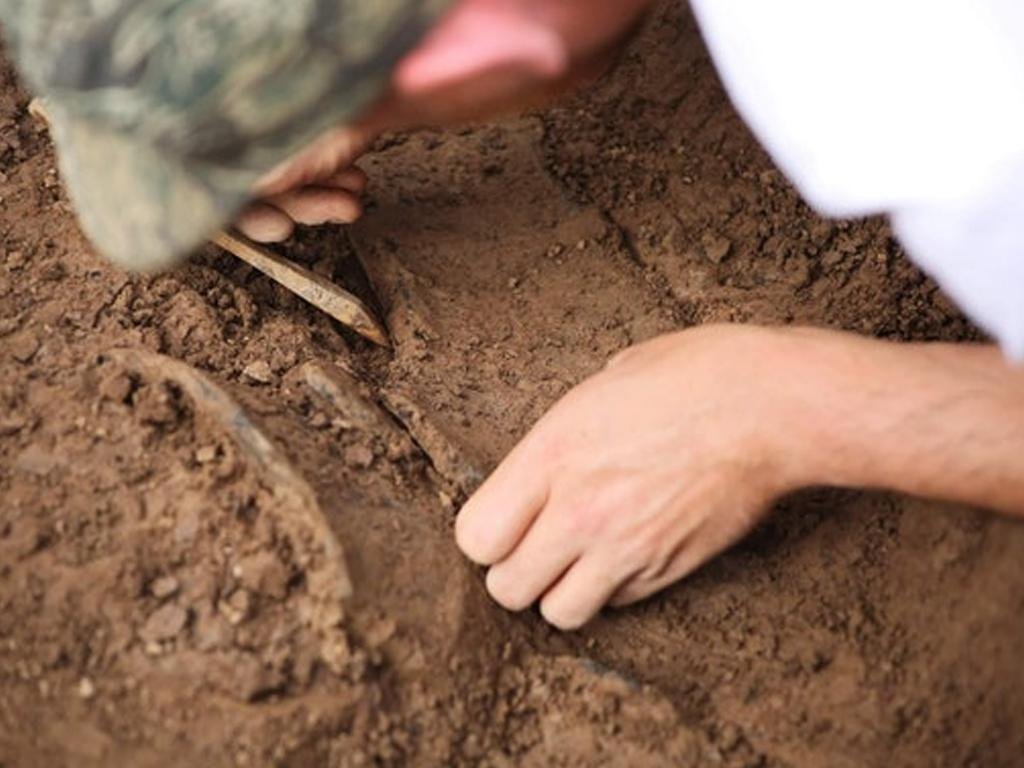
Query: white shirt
690 0 1024 358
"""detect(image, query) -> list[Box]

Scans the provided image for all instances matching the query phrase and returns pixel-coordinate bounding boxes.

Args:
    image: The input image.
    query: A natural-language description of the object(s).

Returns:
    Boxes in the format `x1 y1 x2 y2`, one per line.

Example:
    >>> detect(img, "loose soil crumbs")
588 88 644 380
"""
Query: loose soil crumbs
1 4 1021 767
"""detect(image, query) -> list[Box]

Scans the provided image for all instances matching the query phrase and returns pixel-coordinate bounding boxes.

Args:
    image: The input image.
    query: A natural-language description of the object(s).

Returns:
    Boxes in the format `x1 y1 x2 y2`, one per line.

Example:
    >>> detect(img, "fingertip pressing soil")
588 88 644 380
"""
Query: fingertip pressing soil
0 3 1020 767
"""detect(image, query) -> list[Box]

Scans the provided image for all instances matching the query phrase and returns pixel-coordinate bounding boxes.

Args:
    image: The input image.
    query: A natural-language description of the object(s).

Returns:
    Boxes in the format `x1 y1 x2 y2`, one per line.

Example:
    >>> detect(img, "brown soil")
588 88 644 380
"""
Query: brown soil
2 4 1022 767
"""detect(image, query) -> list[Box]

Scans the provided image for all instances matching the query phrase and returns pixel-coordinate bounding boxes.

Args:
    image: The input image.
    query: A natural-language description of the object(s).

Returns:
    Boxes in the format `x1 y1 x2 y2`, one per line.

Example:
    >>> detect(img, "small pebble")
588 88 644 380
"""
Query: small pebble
701 233 732 264
344 444 375 469
143 640 163 657
9 332 40 363
141 603 189 642
150 576 180 600
242 360 273 384
220 589 252 626
77 677 96 700
98 373 133 403
195 445 218 464
0 416 26 437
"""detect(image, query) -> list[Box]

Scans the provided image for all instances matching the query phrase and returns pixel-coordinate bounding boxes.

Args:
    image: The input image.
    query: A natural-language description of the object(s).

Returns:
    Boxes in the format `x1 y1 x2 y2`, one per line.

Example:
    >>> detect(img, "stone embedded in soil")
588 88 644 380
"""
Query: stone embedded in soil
140 603 189 642
192 600 232 652
0 416 27 437
98 372 133 403
195 445 218 464
219 589 252 626
227 654 287 702
14 444 65 476
242 360 273 384
149 576 180 600
701 232 732 264
0 316 22 337
320 629 352 676
364 617 398 650
133 385 179 426
9 331 40 363
343 444 375 469
76 677 96 700
143 640 163 657
8 518 45 558
173 498 202 543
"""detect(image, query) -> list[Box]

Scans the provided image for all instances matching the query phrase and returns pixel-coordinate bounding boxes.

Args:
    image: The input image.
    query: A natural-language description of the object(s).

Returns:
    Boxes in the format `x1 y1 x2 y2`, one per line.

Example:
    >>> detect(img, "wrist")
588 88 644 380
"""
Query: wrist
769 330 1024 512
682 325 864 499
750 327 902 495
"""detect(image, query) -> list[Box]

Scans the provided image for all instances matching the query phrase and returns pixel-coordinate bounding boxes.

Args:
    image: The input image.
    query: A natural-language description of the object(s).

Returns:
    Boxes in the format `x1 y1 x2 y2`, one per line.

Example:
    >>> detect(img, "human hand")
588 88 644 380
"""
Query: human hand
456 324 828 630
234 125 377 243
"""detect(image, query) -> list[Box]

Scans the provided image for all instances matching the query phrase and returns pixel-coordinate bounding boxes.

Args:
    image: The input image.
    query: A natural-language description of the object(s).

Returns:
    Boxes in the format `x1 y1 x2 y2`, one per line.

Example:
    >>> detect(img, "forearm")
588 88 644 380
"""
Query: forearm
788 331 1024 514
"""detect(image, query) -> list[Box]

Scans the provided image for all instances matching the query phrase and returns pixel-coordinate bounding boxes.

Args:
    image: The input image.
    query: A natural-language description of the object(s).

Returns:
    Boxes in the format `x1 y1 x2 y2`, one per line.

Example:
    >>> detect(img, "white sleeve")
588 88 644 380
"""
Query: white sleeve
689 0 1024 358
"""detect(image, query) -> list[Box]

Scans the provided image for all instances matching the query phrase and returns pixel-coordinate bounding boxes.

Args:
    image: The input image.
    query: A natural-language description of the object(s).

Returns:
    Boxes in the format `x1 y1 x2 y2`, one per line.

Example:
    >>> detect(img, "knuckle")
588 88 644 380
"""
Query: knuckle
485 568 532 612
556 482 620 539
617 525 661 574
530 427 566 469
454 514 498 566
560 501 603 542
539 599 584 632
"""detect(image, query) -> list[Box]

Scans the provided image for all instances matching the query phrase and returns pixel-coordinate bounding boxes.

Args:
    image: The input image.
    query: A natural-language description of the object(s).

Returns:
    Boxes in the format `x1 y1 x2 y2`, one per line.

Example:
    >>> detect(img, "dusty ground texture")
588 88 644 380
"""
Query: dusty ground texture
2 4 1023 767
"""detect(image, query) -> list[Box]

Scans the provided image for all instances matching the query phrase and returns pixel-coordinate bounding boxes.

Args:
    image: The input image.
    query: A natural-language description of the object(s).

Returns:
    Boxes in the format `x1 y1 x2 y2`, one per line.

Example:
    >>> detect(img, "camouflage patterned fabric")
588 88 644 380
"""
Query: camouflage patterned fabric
0 0 453 271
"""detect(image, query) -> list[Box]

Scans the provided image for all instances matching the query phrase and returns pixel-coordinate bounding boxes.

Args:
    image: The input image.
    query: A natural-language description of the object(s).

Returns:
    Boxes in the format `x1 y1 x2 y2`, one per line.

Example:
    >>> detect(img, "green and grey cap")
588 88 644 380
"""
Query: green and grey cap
0 0 451 271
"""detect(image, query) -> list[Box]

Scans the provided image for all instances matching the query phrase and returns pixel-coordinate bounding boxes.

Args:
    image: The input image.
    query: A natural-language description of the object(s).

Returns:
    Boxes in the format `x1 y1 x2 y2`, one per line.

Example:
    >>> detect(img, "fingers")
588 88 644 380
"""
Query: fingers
484 506 581 612
264 187 363 227
255 125 374 196
234 184 364 244
455 437 551 565
234 203 295 243
323 167 368 194
235 165 367 243
539 550 630 630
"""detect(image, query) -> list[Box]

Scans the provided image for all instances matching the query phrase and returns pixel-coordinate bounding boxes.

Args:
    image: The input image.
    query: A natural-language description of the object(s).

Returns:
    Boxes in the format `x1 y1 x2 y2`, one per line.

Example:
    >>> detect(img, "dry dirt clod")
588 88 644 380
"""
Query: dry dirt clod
235 552 290 600
0 416 27 437
0 316 21 337
701 232 732 264
9 331 40 363
343 444 375 469
98 372 133 403
14 444 64 476
242 360 273 384
141 603 189 643
220 589 252 626
143 640 163 657
193 603 232 652
150 576 181 600
319 629 352 676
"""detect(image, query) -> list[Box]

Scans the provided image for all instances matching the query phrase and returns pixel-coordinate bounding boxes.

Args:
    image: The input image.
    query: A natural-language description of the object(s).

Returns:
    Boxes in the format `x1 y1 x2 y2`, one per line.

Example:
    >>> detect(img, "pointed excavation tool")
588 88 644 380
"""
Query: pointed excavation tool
211 231 389 347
